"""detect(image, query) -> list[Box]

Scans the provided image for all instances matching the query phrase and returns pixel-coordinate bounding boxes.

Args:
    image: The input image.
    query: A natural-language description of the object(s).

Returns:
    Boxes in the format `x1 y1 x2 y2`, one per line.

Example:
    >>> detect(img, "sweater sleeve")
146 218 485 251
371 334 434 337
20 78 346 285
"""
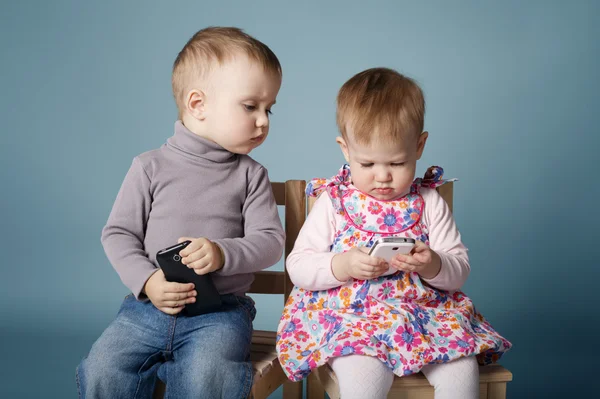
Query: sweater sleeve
286 193 345 290
101 158 157 299
420 188 470 292
212 167 285 275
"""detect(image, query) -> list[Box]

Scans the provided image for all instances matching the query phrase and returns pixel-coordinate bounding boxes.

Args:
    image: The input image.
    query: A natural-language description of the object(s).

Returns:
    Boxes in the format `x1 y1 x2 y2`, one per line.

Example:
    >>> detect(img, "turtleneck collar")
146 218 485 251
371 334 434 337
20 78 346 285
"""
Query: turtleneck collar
166 120 236 163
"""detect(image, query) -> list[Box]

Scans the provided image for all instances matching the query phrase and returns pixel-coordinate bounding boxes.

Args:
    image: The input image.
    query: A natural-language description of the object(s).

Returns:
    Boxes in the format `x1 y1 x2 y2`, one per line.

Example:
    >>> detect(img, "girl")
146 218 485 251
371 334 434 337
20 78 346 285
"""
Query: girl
276 68 511 399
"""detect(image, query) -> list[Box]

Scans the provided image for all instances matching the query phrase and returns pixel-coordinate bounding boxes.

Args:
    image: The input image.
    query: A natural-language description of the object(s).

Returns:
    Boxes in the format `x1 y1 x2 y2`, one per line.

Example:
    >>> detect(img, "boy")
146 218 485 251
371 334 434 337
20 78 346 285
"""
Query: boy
77 27 284 398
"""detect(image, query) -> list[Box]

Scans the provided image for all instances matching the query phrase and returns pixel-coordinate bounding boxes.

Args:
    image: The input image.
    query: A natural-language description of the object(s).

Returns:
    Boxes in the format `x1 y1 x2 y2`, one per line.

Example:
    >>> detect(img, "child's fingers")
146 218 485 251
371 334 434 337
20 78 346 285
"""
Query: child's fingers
392 254 421 266
181 248 208 265
412 251 430 263
164 281 195 293
357 267 387 279
411 241 429 253
361 252 387 266
392 253 409 263
401 256 421 266
413 241 427 248
159 305 185 315
179 238 207 257
165 290 197 302
353 260 388 279
191 264 213 276
391 254 418 271
187 253 216 270
393 262 416 272
165 295 196 309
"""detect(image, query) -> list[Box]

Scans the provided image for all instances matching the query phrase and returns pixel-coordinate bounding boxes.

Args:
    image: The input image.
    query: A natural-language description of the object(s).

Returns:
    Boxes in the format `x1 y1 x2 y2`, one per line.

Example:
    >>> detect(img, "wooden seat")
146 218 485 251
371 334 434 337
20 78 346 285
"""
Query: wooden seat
304 183 514 399
249 330 291 398
154 180 306 399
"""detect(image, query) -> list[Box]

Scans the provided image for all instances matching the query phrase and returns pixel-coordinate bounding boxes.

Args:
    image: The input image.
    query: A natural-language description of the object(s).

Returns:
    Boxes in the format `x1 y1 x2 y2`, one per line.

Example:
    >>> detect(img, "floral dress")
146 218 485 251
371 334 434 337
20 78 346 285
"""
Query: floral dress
276 165 511 382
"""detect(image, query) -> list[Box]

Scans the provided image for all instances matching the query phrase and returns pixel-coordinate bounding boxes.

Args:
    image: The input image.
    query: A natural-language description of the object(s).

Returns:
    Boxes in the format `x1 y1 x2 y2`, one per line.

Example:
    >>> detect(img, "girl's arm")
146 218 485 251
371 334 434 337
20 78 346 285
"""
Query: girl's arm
420 188 471 292
286 193 346 291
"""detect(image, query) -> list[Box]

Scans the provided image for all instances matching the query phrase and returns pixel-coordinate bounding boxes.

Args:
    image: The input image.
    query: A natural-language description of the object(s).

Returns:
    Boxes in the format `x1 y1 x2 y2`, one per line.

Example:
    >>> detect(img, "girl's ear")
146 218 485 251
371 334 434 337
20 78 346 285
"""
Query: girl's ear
185 89 207 120
336 136 351 163
416 131 429 160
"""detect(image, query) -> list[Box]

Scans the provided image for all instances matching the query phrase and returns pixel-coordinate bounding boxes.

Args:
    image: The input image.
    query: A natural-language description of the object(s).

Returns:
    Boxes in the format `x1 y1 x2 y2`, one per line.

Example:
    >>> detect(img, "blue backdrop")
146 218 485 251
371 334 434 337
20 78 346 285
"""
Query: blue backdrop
1 1 597 397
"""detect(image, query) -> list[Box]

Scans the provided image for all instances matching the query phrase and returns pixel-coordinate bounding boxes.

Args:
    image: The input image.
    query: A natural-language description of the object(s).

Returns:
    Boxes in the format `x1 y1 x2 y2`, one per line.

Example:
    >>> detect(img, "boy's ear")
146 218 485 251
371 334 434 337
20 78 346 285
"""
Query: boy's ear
186 89 206 120
336 136 351 163
416 131 429 160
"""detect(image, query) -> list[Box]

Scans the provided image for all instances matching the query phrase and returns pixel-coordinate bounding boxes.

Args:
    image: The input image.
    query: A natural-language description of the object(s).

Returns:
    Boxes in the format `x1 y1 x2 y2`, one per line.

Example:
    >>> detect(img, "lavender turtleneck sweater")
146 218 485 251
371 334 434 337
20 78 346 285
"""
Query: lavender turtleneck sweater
101 121 285 299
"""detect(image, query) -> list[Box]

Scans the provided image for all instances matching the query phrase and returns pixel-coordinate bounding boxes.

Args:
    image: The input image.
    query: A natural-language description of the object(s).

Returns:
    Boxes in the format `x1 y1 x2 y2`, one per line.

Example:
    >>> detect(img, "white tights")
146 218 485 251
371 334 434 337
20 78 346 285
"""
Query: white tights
329 355 479 399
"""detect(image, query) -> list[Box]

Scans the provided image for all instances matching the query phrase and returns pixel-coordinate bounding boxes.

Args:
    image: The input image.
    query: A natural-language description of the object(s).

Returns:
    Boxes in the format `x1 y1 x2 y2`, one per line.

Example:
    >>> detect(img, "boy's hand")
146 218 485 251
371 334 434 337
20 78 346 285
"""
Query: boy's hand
332 247 388 281
178 237 224 275
390 241 441 279
144 269 197 315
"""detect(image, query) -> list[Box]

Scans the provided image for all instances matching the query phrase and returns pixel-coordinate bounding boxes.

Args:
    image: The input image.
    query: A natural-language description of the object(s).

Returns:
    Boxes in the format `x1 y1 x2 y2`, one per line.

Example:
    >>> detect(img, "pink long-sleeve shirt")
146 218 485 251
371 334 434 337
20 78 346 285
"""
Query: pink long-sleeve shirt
286 187 470 292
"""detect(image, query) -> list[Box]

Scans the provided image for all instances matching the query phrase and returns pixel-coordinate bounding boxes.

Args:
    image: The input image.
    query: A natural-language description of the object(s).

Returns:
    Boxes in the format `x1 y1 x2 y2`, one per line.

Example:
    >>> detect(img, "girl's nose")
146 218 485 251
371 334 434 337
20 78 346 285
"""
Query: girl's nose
376 168 392 182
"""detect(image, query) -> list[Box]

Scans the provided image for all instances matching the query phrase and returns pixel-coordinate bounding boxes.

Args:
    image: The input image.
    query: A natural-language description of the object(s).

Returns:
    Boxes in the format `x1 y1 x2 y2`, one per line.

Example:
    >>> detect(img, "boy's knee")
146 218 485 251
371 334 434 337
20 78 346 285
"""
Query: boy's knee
189 351 248 380
76 357 109 396
170 358 252 399
76 355 114 389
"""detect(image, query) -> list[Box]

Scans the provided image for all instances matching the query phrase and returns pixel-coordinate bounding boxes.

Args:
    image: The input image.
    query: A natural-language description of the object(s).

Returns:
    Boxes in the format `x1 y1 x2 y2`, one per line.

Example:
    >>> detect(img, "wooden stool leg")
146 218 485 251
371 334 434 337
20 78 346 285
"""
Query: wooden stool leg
488 382 507 399
282 380 302 399
307 371 326 399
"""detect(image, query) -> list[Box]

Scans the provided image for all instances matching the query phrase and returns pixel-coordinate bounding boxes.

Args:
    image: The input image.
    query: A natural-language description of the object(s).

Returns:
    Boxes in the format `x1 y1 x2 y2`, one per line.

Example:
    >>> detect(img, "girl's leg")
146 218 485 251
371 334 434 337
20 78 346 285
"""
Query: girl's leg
421 356 480 399
76 294 172 399
160 295 255 399
329 355 394 399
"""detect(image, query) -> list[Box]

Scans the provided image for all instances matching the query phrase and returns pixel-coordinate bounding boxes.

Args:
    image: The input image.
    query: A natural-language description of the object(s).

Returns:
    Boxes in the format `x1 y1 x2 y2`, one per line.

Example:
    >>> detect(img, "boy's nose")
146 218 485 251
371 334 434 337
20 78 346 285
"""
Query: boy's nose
256 114 269 128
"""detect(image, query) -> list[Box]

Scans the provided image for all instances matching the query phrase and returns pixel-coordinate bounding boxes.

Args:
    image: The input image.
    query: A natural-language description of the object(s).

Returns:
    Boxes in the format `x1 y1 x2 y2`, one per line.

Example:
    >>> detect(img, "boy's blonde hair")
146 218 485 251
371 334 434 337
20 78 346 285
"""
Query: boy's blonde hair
337 68 425 145
172 27 281 115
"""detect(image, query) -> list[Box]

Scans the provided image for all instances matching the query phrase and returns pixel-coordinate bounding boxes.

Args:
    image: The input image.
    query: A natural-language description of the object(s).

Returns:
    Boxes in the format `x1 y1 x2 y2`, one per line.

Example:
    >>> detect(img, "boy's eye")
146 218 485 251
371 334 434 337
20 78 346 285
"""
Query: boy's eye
360 163 374 168
266 109 273 115
243 104 256 111
391 162 405 167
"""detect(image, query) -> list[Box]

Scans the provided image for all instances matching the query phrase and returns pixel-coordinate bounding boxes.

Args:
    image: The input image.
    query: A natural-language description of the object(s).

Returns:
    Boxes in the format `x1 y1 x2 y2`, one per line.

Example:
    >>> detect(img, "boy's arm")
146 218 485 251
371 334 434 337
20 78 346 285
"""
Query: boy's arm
285 193 344 291
101 157 156 298
420 188 470 292
212 167 285 275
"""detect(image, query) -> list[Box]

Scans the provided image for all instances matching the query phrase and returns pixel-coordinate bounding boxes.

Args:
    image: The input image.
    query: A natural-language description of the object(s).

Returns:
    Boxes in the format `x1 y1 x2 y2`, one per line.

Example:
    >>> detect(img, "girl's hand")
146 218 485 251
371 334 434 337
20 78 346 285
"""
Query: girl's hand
332 247 389 281
178 237 224 275
144 269 197 315
390 241 441 279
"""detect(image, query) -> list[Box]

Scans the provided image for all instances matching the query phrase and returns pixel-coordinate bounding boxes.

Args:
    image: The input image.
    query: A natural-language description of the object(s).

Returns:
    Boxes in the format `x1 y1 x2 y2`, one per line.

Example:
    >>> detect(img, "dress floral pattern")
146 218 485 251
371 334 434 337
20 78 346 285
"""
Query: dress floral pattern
276 165 511 382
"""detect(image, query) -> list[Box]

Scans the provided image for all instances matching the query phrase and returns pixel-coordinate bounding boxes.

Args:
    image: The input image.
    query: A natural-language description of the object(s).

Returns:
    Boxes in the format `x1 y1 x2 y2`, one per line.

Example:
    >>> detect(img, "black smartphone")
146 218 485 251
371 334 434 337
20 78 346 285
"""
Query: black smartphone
156 240 222 316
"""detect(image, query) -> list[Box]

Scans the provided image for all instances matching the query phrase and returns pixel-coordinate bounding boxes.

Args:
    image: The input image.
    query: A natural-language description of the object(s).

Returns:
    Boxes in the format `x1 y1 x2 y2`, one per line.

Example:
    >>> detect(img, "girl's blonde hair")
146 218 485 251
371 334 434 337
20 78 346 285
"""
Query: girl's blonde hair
337 68 425 145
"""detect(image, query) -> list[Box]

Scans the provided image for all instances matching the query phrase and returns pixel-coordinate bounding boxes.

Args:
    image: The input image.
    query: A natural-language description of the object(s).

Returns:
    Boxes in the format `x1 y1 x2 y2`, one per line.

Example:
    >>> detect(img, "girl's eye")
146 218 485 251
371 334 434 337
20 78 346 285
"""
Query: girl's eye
391 162 405 167
360 163 374 168
244 104 256 111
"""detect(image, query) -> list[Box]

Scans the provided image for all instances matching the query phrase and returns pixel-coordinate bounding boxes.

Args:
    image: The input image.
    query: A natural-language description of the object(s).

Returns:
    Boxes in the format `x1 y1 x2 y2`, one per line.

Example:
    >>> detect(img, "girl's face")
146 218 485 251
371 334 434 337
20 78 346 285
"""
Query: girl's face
337 131 428 200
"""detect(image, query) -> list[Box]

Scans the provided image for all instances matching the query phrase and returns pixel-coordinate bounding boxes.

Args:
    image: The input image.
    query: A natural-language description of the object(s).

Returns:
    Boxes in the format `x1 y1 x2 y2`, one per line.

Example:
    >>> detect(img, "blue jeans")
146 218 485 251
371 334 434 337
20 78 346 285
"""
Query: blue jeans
76 294 256 398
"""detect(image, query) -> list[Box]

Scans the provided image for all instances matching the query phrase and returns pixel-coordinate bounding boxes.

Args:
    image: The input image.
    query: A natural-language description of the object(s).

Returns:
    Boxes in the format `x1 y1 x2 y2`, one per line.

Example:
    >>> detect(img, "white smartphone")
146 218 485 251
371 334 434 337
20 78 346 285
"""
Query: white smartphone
368 237 416 263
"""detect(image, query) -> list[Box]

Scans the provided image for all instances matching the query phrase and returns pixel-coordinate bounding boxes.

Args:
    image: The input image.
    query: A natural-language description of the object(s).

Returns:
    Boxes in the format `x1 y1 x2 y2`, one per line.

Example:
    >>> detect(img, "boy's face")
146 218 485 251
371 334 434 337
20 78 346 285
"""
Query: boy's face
337 130 428 200
200 55 281 154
